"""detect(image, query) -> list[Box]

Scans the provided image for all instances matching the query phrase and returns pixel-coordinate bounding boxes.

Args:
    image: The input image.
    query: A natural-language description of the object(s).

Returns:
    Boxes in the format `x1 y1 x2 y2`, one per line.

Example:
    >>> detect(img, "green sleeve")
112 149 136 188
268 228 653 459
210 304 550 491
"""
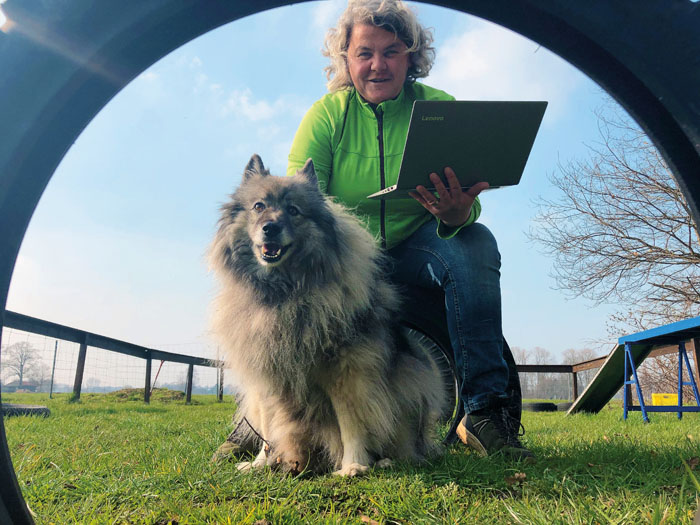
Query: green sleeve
435 196 482 239
287 99 333 193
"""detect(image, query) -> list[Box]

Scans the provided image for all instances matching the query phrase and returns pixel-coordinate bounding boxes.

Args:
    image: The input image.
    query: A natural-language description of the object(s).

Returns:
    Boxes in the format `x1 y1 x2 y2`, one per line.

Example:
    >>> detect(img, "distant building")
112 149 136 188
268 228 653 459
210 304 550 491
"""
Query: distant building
3 381 39 393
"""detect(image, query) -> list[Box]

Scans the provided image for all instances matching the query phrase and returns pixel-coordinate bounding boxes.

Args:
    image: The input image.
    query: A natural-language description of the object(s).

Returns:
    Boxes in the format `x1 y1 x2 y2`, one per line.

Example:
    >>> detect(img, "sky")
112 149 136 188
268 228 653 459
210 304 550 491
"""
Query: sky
5 1 629 365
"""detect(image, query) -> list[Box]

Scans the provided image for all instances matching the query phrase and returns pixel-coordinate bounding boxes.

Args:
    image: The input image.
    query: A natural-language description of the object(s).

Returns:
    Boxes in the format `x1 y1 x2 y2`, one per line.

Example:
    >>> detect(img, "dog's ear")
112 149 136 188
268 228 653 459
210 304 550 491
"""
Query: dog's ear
244 154 268 179
297 158 318 187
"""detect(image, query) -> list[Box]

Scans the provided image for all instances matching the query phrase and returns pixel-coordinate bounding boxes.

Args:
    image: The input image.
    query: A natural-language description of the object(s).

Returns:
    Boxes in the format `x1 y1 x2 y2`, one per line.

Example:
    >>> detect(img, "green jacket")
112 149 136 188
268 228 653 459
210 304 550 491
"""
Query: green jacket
287 82 481 249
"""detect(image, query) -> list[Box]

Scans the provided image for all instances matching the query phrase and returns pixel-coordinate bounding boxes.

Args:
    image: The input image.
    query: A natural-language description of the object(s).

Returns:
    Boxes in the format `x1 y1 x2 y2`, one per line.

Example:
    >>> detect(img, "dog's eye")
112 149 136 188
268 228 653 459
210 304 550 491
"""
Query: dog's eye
253 202 265 212
287 205 300 216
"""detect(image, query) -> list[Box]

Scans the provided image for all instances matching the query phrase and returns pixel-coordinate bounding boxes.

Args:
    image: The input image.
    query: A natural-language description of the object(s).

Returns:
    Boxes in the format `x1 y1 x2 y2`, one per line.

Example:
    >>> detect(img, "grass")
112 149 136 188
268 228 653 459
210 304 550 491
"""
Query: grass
2 391 700 524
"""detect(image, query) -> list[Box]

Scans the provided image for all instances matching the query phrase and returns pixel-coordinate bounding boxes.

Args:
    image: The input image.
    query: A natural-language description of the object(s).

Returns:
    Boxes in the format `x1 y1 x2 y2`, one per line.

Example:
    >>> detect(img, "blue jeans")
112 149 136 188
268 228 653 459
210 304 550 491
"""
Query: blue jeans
388 220 509 413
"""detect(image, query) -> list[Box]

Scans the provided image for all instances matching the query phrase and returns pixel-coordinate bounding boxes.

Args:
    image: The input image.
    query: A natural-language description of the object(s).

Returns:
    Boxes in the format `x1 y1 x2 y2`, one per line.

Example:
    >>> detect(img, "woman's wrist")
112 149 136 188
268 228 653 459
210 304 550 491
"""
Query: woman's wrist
441 219 467 228
438 207 471 227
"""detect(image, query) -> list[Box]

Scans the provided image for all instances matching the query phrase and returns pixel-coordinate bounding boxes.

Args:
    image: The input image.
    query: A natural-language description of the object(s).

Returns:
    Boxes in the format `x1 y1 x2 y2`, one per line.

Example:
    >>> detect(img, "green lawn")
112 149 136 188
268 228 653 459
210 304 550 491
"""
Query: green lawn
2 391 699 524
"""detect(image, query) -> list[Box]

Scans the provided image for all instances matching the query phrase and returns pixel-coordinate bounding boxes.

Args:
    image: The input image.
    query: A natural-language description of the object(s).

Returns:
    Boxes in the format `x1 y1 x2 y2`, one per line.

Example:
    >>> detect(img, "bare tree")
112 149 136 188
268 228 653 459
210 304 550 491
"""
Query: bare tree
511 346 529 365
511 346 534 398
529 105 700 335
531 346 552 365
2 341 40 386
561 347 597 365
520 347 558 399
530 347 559 398
562 347 598 392
28 362 51 392
515 346 591 400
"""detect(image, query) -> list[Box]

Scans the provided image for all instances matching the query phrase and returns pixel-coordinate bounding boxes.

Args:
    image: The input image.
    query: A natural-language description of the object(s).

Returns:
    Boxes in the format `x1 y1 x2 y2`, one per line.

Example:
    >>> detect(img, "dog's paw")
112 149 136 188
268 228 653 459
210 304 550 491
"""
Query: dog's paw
236 461 254 472
375 458 393 469
333 462 370 477
236 457 267 472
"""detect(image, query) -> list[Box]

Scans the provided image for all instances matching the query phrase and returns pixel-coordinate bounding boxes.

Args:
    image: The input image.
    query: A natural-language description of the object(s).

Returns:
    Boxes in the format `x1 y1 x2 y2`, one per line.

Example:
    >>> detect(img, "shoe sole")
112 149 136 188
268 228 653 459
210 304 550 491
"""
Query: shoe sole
456 424 488 457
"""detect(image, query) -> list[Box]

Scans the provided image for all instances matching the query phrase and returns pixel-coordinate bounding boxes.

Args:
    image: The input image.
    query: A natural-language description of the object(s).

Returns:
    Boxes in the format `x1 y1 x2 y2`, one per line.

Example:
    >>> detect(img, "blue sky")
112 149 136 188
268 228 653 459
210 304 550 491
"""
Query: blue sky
7 1 625 362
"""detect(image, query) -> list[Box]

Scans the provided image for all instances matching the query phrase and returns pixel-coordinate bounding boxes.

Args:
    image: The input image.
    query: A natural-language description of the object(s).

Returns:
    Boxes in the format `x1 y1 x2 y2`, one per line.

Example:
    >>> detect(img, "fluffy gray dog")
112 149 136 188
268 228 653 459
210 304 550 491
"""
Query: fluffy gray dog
209 154 446 476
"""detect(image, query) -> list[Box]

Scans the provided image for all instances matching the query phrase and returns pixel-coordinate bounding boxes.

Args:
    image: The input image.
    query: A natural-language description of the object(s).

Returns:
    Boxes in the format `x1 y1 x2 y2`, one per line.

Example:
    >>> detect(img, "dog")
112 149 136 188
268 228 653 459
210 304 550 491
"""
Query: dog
208 154 446 476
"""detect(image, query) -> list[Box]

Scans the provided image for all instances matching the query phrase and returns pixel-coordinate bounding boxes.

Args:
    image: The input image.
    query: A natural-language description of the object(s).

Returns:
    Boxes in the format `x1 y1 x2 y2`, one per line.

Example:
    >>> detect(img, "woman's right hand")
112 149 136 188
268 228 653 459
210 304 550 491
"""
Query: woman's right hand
409 167 488 227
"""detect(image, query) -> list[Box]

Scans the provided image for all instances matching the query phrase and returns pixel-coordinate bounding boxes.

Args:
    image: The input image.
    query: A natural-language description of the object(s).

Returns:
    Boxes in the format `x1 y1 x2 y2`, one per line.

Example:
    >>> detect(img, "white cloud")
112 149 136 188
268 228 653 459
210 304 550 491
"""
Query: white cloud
222 89 275 120
312 0 345 31
429 19 582 122
132 50 311 127
193 71 210 93
221 89 307 122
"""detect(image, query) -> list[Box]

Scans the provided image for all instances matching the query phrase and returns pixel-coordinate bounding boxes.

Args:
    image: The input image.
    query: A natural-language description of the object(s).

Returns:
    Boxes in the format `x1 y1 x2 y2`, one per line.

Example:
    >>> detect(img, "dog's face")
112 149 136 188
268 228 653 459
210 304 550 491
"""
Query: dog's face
213 155 336 278
248 196 295 266
243 161 308 268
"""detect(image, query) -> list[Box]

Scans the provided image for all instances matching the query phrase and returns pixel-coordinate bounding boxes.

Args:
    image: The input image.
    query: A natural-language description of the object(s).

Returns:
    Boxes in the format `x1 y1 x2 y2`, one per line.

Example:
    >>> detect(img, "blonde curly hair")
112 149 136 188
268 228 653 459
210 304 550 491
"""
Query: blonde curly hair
323 0 435 93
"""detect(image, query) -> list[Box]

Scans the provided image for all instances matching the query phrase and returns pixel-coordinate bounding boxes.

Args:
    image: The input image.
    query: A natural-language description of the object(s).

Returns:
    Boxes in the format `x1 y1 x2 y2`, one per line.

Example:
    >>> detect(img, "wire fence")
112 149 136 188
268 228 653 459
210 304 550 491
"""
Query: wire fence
1 327 79 394
3 310 697 406
518 369 597 401
1 310 596 406
0 312 238 402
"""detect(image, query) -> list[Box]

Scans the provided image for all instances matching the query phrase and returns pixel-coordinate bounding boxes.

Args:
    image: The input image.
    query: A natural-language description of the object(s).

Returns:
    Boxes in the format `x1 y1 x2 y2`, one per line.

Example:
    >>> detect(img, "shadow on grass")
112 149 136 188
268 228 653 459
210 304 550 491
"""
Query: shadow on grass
357 435 698 501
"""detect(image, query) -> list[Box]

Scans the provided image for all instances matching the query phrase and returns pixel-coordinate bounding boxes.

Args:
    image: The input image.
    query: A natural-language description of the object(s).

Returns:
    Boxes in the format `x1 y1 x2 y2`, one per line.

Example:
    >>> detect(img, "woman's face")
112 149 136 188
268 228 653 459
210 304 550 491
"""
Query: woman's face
346 23 411 105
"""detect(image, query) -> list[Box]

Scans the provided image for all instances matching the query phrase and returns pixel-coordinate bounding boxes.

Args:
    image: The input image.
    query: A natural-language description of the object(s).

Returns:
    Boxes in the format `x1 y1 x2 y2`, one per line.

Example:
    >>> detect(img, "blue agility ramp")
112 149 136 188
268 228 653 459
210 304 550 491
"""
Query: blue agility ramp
619 318 700 421
568 316 700 416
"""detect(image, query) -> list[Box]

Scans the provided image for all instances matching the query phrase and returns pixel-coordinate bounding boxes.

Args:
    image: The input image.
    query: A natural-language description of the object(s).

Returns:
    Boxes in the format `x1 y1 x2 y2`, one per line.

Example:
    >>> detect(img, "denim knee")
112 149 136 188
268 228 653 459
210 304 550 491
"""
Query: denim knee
437 222 502 281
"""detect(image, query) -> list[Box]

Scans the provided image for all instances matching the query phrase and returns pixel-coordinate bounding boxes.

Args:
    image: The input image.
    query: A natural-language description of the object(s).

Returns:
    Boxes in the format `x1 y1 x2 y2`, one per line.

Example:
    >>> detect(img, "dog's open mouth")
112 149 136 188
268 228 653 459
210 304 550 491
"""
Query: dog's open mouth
260 242 290 263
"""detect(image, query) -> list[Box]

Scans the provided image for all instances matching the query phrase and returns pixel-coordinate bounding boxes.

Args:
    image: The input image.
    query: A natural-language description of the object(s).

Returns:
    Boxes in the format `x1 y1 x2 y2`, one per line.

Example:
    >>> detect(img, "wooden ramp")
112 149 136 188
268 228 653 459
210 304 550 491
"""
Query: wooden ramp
567 342 653 414
568 316 700 415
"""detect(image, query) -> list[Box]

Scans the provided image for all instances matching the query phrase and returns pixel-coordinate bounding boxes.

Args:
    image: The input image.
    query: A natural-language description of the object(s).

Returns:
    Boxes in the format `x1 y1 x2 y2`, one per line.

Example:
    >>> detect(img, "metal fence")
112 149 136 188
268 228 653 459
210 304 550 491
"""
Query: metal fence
4 310 697 405
1 310 224 404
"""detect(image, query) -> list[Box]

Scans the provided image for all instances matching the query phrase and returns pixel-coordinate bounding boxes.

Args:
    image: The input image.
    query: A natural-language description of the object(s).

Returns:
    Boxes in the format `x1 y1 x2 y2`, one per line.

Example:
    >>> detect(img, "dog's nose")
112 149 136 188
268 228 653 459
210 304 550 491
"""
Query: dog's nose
262 221 281 237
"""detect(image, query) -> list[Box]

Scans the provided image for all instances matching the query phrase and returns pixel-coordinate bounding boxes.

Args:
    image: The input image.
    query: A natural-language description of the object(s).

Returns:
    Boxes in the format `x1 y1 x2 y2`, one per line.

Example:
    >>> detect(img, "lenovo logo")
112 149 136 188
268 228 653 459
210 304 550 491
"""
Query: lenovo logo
421 116 444 121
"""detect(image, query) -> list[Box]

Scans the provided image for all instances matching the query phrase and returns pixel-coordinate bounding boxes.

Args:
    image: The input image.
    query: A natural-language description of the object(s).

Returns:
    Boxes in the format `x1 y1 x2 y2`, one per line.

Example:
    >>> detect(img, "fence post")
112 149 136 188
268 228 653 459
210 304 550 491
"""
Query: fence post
217 366 224 402
71 333 89 401
49 340 58 399
185 363 194 404
144 351 151 404
572 371 578 400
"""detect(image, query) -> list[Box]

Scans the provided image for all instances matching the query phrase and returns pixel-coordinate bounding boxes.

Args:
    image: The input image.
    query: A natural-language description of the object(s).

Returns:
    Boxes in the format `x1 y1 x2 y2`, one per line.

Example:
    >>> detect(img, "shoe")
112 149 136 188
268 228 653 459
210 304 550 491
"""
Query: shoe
456 405 534 461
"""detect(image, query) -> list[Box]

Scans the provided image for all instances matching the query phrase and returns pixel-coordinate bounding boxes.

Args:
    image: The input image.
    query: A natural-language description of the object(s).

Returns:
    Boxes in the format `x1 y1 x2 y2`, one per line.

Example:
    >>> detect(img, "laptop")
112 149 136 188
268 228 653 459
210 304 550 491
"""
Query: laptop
367 100 548 199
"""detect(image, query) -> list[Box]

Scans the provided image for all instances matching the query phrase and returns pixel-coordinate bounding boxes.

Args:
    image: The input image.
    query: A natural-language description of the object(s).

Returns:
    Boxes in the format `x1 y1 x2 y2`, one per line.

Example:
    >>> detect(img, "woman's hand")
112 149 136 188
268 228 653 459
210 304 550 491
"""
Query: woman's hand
409 167 489 227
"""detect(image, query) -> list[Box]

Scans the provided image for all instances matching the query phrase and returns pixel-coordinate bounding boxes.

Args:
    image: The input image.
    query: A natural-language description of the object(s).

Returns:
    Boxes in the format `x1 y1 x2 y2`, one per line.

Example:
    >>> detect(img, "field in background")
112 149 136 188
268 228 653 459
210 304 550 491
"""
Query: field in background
3 392 700 524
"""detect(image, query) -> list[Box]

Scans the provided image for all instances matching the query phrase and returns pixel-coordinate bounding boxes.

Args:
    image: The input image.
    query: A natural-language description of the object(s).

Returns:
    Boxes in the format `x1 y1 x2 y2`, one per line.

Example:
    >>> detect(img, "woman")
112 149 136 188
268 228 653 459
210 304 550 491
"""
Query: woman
286 0 532 461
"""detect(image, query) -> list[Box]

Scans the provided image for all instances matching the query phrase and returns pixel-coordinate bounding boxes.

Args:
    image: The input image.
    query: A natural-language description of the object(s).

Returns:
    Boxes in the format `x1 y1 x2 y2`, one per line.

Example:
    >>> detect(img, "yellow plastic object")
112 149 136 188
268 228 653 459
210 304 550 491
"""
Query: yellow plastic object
652 393 678 406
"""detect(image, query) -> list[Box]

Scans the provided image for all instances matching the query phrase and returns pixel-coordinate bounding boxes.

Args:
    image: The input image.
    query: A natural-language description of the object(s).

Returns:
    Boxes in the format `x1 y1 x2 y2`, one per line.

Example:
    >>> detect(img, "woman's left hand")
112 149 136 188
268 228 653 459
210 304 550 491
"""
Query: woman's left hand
409 167 489 227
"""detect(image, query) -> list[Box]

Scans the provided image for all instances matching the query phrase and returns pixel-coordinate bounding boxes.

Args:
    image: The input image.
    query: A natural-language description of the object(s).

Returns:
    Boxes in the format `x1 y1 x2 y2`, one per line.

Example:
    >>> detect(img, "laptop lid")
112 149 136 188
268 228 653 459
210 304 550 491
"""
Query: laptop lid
367 100 548 199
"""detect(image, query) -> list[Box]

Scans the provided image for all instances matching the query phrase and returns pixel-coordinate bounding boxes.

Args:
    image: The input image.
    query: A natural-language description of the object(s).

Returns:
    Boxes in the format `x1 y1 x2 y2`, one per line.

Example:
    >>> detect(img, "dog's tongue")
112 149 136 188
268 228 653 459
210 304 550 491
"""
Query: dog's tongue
262 243 282 257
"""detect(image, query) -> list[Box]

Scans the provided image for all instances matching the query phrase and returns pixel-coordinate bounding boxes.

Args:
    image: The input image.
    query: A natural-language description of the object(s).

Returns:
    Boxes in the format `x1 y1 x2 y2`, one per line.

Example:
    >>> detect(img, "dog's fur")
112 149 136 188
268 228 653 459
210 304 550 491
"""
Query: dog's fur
209 155 446 476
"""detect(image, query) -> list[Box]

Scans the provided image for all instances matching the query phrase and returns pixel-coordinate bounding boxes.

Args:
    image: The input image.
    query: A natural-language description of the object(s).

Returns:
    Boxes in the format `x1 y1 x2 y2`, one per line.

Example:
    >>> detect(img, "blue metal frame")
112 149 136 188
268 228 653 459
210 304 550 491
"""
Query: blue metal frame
678 342 700 420
623 340 700 422
623 342 649 422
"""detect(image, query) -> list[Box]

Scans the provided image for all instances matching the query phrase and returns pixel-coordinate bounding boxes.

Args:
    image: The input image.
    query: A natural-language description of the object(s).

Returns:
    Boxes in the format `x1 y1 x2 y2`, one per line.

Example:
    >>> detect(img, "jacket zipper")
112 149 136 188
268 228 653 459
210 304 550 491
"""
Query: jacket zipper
375 108 387 249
